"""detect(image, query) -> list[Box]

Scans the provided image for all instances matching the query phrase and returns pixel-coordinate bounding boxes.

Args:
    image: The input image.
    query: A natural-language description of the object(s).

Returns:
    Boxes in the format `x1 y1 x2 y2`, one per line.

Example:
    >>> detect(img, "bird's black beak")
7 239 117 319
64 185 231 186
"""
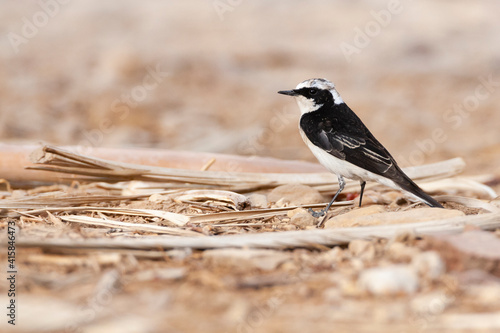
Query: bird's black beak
278 89 298 96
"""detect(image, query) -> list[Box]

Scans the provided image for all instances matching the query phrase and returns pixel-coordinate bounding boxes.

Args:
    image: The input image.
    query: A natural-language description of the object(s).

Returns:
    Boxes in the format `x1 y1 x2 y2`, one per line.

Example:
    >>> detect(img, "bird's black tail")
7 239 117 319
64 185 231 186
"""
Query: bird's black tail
397 174 443 208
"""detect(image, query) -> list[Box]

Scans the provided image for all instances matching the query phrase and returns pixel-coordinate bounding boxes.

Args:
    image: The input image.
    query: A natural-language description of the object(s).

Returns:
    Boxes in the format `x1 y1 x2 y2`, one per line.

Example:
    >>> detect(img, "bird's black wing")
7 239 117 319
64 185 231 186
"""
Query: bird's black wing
299 103 443 208
300 103 397 178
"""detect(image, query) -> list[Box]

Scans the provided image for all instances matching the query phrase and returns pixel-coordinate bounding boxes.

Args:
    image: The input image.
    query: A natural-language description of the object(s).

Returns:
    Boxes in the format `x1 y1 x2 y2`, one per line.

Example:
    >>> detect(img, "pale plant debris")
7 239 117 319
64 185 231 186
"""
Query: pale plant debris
434 195 500 213
28 145 466 191
175 189 249 210
0 144 495 251
0 193 148 210
58 215 201 237
12 212 500 250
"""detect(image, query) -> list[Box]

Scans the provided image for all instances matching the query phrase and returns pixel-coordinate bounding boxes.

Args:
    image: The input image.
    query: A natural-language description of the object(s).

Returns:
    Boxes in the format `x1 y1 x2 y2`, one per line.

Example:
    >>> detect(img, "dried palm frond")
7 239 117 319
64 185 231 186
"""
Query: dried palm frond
28 145 466 194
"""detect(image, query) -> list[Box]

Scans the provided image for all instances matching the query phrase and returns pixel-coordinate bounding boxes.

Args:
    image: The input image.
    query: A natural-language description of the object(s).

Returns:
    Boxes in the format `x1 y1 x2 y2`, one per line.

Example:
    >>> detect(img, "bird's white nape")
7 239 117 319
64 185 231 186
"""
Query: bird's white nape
329 88 344 105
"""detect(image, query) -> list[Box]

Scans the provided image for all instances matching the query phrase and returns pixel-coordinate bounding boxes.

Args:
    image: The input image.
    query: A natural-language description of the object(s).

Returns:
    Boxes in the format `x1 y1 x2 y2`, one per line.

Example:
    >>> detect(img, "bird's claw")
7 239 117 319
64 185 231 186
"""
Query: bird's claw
308 208 326 218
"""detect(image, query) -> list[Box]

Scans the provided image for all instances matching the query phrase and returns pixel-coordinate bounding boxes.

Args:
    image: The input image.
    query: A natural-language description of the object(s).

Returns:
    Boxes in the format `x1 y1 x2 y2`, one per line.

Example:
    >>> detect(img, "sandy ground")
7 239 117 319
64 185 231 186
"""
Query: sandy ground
1 1 500 332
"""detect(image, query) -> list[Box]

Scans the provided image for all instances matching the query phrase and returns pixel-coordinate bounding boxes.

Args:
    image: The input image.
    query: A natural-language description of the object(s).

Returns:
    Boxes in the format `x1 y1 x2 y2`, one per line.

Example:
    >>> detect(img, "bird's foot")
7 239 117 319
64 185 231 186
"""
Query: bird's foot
308 208 326 218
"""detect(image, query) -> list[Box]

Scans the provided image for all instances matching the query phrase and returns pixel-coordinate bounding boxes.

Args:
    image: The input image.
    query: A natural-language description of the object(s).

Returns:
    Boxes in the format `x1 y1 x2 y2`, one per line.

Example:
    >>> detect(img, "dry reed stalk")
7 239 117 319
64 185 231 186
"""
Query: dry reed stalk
0 143 327 185
12 212 500 250
27 145 466 192
435 195 500 213
58 215 201 237
5 201 350 227
0 194 148 210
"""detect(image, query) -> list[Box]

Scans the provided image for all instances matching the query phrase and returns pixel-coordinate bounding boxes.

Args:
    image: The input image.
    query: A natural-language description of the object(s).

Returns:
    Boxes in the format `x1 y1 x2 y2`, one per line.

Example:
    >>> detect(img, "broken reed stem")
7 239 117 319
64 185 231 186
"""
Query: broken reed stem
27 145 466 191
12 212 500 250
58 215 201 237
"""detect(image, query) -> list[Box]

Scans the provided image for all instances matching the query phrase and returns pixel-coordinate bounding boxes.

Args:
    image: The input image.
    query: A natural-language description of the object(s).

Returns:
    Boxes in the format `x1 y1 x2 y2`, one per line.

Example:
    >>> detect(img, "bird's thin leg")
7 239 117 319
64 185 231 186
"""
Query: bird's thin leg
358 181 366 207
309 175 345 218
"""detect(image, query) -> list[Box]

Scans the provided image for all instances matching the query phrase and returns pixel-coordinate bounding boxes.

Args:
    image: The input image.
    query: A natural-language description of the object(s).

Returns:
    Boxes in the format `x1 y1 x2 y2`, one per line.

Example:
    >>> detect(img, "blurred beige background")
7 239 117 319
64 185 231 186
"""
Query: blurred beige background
1 0 499 174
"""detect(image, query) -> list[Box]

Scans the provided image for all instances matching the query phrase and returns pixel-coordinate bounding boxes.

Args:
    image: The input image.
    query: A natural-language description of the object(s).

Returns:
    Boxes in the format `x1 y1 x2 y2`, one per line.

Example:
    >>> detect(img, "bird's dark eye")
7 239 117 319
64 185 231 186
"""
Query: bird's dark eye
309 88 318 95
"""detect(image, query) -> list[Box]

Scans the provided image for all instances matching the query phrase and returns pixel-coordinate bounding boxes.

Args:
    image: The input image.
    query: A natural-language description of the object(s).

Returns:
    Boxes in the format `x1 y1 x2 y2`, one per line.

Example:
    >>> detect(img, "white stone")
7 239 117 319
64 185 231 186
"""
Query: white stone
358 265 419 295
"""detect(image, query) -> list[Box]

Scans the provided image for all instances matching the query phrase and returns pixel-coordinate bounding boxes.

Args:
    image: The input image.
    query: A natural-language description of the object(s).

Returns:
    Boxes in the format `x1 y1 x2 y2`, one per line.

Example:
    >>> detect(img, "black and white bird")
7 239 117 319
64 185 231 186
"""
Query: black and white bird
278 78 443 220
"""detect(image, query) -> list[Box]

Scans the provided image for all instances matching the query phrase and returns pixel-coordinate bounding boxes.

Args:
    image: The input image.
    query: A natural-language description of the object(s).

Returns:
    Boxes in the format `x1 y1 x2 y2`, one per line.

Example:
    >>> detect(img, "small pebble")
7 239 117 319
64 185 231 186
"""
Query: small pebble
246 193 268 208
290 212 316 227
